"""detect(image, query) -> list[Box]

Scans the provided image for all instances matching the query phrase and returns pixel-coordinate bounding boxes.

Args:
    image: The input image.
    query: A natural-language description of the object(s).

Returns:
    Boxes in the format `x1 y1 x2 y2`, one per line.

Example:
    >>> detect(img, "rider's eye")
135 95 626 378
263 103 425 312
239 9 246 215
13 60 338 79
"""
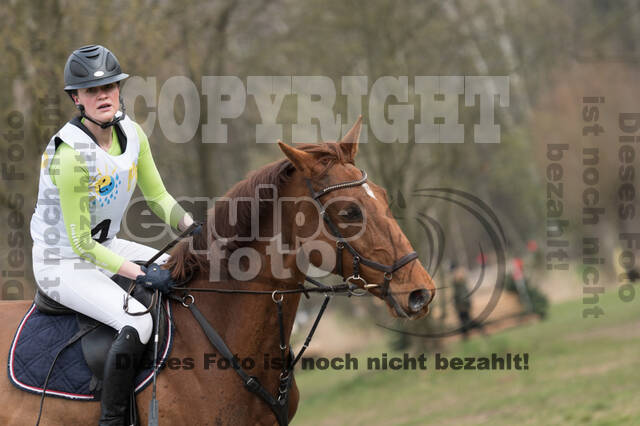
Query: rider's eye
338 205 362 221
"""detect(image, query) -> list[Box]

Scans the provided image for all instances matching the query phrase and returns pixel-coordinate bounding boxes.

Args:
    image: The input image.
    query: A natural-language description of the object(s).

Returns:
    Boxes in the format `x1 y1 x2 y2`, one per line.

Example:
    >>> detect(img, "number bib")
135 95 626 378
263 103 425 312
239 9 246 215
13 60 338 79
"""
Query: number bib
30 115 140 258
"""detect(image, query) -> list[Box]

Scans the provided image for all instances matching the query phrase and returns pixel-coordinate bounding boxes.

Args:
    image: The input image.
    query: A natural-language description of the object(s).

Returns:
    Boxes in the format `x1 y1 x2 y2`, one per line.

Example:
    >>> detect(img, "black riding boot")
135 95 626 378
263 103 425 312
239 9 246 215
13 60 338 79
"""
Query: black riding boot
99 326 146 426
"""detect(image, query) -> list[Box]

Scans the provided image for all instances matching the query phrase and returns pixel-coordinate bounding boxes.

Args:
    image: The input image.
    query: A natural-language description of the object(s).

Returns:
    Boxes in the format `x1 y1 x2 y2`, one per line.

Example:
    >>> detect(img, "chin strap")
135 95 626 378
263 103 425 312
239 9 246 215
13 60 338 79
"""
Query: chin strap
77 95 126 129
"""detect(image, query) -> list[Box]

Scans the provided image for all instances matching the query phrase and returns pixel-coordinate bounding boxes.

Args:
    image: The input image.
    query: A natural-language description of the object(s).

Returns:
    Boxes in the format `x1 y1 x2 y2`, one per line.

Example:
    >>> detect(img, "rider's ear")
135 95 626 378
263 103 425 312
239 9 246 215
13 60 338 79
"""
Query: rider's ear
278 141 315 178
339 115 362 162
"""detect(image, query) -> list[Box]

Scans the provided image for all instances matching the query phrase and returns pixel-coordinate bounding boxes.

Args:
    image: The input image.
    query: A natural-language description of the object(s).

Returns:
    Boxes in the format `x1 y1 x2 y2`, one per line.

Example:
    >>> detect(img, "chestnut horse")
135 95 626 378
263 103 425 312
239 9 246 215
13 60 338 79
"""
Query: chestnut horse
0 118 435 425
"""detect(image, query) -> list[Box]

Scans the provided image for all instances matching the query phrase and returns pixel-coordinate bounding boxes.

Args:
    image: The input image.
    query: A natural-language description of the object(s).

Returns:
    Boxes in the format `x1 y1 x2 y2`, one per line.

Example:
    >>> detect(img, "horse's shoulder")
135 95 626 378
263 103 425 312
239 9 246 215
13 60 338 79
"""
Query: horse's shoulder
0 300 32 307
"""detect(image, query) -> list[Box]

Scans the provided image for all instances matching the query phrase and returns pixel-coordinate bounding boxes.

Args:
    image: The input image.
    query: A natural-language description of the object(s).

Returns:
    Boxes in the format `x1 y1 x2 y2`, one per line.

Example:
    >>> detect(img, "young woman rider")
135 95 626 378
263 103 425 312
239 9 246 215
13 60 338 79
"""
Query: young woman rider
30 45 195 425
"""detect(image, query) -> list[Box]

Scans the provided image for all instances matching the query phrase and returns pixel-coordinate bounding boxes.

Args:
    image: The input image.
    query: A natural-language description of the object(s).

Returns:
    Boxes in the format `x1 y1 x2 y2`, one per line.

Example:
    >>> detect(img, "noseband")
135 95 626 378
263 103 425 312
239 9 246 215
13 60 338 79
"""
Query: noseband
305 169 419 317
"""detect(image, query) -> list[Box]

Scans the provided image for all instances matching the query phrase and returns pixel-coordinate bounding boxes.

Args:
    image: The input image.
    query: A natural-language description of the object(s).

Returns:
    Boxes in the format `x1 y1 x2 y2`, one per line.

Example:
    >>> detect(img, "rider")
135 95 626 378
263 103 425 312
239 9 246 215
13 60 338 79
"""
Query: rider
30 45 194 425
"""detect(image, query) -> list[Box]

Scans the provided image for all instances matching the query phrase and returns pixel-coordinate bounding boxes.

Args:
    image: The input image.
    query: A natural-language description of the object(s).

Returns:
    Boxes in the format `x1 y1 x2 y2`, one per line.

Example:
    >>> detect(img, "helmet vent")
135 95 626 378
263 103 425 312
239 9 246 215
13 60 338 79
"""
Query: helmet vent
105 53 117 71
69 60 89 77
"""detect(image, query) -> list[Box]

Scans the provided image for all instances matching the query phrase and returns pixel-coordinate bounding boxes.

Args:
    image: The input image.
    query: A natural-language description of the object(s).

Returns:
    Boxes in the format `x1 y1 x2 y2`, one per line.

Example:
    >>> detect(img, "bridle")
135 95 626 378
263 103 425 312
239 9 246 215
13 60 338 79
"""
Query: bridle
305 169 419 318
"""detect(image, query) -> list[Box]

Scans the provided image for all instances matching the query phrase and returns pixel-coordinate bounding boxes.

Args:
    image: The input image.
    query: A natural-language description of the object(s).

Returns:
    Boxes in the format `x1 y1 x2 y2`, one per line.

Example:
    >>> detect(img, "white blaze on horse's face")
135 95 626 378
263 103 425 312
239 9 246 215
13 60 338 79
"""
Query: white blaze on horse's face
362 183 377 199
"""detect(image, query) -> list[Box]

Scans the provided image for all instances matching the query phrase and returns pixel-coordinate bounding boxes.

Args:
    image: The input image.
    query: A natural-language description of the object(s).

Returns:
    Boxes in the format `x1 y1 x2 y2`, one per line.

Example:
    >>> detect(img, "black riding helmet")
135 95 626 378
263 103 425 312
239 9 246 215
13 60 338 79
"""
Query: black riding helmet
64 45 129 128
64 45 129 90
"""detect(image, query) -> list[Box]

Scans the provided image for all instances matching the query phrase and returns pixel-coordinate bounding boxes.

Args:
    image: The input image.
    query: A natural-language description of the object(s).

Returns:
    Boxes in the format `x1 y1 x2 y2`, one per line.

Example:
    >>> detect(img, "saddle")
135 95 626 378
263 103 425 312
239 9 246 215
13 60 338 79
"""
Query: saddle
8 272 174 401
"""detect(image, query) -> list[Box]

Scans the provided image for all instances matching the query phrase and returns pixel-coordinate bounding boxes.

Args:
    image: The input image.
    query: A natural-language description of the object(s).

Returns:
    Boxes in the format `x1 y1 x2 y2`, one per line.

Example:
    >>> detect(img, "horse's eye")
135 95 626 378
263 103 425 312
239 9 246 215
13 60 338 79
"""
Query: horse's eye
338 205 362 221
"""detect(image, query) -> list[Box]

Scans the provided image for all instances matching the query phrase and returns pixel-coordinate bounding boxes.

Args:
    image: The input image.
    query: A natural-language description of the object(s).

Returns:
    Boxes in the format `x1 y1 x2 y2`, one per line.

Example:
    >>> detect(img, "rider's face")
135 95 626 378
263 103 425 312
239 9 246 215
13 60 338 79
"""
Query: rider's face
74 83 120 123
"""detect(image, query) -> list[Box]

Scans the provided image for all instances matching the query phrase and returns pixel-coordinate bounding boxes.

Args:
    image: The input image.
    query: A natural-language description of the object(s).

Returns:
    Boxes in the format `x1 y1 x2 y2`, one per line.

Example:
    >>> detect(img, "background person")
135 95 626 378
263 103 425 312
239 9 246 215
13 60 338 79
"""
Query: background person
450 262 485 340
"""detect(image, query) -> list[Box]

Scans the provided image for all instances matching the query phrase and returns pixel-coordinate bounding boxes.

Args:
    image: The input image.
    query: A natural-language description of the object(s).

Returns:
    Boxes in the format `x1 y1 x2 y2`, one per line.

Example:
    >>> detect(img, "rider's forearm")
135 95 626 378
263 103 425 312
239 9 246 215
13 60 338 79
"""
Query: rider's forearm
117 260 145 280
178 213 194 231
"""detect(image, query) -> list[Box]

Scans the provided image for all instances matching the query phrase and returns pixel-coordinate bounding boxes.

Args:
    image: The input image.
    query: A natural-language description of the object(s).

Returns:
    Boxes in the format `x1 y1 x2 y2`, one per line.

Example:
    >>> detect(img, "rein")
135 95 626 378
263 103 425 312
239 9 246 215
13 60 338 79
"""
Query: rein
123 223 201 316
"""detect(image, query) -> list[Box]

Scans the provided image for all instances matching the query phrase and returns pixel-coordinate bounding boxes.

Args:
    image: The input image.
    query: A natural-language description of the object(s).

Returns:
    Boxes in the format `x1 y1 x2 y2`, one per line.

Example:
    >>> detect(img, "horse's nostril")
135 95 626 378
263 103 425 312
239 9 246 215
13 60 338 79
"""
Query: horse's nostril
408 289 431 312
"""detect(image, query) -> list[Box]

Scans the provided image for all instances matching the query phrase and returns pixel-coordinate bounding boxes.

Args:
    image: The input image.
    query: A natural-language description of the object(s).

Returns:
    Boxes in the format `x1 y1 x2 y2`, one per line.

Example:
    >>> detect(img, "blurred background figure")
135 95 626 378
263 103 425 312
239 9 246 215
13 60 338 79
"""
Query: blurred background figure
450 262 485 340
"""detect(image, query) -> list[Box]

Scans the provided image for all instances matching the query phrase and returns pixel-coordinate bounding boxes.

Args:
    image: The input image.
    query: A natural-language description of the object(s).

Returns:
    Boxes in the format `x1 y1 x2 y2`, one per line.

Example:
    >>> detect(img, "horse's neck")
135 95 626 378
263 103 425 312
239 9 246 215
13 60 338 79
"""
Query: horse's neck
170 173 311 375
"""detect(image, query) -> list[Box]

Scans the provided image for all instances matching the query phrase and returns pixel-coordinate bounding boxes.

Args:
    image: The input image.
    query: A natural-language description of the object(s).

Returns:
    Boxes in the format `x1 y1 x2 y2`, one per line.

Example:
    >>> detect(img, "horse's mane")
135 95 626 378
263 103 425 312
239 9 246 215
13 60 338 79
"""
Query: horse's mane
165 142 347 281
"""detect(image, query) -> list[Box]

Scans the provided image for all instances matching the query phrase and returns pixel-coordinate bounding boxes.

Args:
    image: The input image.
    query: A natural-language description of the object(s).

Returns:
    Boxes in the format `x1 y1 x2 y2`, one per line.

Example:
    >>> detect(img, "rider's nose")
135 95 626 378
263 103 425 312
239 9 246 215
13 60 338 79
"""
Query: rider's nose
408 289 431 313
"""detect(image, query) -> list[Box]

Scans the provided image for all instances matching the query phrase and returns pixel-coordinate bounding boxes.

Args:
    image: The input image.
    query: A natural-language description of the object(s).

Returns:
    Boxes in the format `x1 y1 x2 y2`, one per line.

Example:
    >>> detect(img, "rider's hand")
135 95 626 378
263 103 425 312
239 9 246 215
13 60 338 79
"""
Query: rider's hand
135 263 175 294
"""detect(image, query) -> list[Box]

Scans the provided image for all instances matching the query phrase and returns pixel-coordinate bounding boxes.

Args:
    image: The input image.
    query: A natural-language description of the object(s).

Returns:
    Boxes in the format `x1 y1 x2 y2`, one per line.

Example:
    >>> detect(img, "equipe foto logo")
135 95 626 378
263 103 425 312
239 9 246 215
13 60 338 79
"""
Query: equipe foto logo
378 187 507 338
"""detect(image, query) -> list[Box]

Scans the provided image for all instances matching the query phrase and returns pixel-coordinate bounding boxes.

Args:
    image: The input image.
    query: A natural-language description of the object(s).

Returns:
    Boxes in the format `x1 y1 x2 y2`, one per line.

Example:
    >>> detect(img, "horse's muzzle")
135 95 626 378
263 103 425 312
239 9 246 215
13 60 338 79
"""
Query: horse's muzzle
408 288 432 313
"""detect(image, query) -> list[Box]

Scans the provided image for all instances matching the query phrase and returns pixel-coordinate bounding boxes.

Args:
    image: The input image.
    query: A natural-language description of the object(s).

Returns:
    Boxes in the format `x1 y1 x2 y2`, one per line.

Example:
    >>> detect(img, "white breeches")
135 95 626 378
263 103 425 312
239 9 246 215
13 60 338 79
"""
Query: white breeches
32 237 169 344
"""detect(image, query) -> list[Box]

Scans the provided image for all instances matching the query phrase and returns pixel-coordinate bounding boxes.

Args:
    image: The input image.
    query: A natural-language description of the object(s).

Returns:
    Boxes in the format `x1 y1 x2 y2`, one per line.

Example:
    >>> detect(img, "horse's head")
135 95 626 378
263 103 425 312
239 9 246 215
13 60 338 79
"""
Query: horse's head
277 117 435 319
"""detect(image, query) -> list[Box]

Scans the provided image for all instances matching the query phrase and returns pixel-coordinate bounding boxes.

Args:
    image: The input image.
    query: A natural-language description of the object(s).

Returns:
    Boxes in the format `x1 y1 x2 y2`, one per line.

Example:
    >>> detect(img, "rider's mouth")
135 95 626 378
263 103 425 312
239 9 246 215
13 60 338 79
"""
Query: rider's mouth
97 103 112 111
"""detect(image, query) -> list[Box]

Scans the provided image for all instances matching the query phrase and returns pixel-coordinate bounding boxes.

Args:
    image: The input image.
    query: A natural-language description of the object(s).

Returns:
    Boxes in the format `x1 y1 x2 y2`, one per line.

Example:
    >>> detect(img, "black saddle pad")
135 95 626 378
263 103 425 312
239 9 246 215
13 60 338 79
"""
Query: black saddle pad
7 301 174 401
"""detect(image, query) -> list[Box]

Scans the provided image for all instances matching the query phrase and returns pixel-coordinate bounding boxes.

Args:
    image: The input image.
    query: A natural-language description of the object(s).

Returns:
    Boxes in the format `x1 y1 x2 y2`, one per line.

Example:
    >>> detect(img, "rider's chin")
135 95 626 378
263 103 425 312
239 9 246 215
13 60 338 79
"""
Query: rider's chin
94 106 113 118
98 111 114 121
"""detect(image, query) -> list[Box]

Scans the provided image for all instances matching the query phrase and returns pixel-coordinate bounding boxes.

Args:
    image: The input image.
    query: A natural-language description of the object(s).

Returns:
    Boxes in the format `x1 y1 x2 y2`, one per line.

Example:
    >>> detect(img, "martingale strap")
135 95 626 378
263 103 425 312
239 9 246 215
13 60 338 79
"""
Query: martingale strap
170 290 331 426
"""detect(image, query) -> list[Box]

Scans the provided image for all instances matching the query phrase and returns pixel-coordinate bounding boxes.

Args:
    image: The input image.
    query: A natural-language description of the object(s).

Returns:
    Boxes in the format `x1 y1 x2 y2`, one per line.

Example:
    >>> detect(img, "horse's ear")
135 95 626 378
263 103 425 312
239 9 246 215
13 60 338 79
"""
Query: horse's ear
340 115 362 162
278 141 314 178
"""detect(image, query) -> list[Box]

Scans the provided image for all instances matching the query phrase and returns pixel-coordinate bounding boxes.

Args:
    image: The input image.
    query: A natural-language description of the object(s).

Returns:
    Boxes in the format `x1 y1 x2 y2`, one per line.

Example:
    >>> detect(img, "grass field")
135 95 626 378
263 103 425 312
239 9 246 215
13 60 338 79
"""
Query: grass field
292 290 640 425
